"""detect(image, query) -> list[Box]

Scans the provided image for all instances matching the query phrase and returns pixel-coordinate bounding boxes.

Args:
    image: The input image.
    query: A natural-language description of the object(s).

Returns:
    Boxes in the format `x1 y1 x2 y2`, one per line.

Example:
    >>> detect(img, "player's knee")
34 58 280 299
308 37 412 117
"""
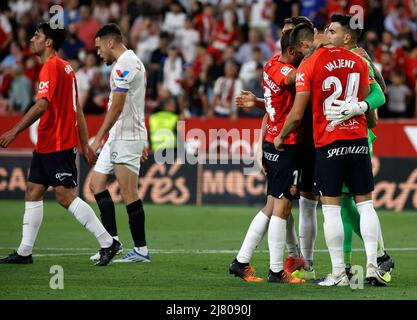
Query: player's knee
25 184 44 201
55 189 76 209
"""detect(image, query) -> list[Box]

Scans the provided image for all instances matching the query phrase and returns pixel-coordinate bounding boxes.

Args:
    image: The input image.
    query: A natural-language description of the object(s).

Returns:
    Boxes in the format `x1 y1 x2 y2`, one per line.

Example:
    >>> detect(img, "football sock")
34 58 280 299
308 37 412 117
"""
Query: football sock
134 246 148 256
377 218 386 258
94 190 117 237
322 205 345 275
356 200 379 267
68 197 113 248
299 196 317 265
268 216 287 273
17 201 44 257
286 212 300 258
126 199 146 247
237 211 269 263
341 195 362 239
341 196 353 264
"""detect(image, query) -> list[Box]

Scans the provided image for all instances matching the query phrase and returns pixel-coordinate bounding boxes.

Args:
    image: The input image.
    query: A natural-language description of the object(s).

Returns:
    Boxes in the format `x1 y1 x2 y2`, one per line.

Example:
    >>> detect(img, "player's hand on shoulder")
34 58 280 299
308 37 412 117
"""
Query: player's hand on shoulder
235 90 256 108
0 129 17 148
353 47 370 60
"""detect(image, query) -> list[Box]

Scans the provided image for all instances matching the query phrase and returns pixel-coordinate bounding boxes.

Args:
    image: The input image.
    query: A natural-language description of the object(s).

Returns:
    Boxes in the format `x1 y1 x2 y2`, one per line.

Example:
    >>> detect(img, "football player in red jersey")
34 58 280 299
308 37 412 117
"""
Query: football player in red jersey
0 23 120 266
235 16 319 281
275 24 389 286
229 30 305 284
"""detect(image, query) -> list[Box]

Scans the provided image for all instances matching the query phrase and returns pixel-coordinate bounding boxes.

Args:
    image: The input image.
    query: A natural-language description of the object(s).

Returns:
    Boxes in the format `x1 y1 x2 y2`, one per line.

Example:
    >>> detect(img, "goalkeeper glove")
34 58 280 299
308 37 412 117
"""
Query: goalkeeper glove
326 100 368 126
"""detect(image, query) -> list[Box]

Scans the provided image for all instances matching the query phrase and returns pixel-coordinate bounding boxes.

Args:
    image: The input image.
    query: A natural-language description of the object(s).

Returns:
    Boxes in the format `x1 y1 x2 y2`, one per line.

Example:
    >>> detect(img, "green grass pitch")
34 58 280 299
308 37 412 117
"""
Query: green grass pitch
0 200 416 300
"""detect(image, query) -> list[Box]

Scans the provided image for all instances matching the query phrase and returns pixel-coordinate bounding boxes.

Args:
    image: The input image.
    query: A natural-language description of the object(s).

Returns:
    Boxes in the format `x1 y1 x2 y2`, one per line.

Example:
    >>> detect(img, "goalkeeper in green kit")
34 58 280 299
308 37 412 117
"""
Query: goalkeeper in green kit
324 14 394 281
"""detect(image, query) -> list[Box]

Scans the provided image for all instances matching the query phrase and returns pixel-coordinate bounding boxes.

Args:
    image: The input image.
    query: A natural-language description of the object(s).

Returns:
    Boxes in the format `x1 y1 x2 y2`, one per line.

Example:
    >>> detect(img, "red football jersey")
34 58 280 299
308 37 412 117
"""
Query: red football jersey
295 47 370 148
36 55 78 153
263 55 301 145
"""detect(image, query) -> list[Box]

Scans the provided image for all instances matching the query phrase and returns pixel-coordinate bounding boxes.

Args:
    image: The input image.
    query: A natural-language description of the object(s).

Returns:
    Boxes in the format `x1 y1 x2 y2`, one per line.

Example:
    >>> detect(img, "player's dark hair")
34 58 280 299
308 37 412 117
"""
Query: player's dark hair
95 23 123 42
289 23 314 47
330 14 363 42
284 16 313 28
281 29 292 53
37 22 66 51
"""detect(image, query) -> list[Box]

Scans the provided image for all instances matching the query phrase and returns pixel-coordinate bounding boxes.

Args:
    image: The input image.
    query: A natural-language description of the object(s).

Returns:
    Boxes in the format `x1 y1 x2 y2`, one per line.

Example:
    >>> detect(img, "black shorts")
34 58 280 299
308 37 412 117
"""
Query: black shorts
28 147 78 187
262 142 301 200
314 138 374 197
299 139 315 193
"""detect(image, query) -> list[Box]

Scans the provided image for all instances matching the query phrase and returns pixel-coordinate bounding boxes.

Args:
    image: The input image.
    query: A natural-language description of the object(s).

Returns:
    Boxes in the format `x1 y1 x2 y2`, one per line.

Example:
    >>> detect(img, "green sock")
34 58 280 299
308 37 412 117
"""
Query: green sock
341 196 353 265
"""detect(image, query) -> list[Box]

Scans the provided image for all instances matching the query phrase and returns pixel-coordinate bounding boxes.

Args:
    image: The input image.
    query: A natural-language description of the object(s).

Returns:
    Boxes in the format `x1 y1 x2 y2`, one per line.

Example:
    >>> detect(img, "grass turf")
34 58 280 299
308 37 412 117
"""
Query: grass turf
0 200 416 300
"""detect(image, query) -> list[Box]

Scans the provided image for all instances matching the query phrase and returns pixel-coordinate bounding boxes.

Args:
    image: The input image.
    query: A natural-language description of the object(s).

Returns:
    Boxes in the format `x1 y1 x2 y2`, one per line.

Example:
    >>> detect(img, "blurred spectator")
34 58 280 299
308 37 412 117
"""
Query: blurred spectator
63 0 81 26
239 46 263 85
161 43 183 98
235 28 272 64
83 70 109 114
148 31 170 100
385 71 412 118
384 2 417 38
193 3 215 44
162 0 186 36
77 5 101 52
1 41 22 68
273 0 300 29
9 63 32 113
212 58 242 120
176 16 200 64
179 64 209 118
210 10 240 54
249 0 274 31
76 53 99 109
0 7 12 59
62 23 85 60
9 0 34 21
93 0 121 25
136 19 160 65
239 62 264 118
300 0 326 28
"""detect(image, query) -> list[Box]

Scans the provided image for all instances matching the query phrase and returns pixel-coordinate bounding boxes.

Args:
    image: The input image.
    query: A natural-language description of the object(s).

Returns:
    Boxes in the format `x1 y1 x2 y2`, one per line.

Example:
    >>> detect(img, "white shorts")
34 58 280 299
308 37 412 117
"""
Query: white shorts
94 139 145 176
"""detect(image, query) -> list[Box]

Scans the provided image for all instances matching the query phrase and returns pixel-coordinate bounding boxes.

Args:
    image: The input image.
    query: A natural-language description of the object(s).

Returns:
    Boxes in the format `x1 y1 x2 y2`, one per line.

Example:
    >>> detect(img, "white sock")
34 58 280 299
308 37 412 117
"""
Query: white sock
268 216 287 273
322 205 345 275
377 218 385 258
134 246 148 256
17 201 44 256
299 196 318 266
237 211 270 263
356 200 379 267
68 197 113 248
286 213 300 258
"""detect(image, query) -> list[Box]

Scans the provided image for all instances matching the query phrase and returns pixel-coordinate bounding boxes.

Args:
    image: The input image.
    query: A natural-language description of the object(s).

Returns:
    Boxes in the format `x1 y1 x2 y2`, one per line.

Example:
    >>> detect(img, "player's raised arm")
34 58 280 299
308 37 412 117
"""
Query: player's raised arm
0 98 49 148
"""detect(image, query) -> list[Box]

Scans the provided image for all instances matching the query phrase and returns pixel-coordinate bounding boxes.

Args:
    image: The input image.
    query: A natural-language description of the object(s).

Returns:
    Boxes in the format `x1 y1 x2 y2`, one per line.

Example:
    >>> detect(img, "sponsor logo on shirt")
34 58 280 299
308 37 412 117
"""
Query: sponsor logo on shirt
281 66 292 76
116 69 129 78
326 145 369 158
38 81 49 93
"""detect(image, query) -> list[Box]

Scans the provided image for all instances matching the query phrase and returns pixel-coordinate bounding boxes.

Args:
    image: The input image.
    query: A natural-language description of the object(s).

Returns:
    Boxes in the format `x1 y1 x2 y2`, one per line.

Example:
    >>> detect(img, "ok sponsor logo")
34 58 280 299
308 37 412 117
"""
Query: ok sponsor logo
39 81 49 90
296 73 304 82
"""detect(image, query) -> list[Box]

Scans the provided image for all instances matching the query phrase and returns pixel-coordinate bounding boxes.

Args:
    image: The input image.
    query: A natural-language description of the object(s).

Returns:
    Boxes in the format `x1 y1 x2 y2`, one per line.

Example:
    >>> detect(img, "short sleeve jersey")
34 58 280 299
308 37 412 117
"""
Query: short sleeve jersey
108 50 147 141
295 47 370 148
36 55 78 153
263 54 301 144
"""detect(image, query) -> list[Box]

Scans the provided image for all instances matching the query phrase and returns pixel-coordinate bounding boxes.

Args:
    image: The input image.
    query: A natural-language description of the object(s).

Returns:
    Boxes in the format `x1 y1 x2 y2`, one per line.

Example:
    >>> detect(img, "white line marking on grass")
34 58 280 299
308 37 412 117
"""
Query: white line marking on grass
1 247 417 257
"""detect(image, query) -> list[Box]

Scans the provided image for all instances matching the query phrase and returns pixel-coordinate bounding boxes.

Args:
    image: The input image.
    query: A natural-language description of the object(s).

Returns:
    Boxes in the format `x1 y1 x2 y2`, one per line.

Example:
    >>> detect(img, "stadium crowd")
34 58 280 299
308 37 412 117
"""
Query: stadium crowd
0 0 416 119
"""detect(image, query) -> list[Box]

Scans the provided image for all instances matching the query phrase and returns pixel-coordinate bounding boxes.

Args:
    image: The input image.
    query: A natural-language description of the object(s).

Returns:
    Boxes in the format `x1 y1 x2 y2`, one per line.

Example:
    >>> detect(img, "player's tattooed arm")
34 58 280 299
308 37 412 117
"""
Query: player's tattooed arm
91 91 127 153
0 98 48 148
274 91 310 150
